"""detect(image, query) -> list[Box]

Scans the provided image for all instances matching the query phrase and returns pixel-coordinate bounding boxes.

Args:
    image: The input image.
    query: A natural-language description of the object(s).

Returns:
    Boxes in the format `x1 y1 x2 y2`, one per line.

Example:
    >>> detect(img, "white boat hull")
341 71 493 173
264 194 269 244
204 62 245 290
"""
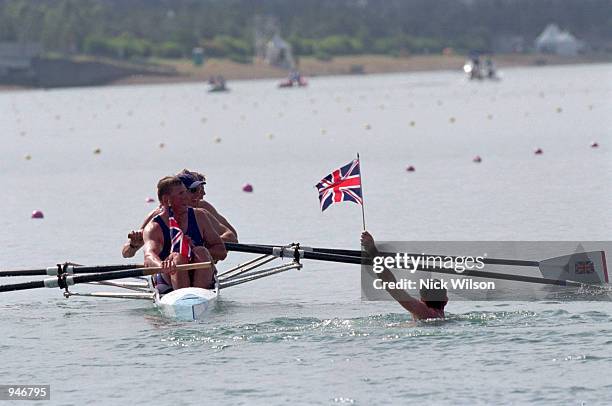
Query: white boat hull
155 286 218 321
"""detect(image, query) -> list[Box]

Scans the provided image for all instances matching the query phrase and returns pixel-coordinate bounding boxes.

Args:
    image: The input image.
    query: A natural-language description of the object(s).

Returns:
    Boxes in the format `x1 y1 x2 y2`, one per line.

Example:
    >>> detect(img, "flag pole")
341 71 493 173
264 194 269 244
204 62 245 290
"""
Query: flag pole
357 153 366 230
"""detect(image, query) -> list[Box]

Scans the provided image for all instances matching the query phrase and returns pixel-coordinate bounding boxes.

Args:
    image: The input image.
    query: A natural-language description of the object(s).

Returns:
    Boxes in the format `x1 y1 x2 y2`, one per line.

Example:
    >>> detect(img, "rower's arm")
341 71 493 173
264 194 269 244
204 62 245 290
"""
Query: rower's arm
199 200 238 239
143 223 164 268
121 240 140 258
196 210 227 261
121 208 162 258
140 207 162 229
204 210 238 243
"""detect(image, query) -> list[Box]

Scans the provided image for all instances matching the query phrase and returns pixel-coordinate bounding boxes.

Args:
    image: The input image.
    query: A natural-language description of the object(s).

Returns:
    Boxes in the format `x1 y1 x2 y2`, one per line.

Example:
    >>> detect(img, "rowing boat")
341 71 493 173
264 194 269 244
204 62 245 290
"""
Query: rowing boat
1 243 609 321
153 280 219 321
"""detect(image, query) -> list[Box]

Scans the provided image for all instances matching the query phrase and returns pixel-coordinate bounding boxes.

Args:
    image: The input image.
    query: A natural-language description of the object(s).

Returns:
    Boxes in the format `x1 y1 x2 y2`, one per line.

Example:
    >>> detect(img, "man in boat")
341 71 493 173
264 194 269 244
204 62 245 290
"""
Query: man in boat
361 231 447 320
177 169 237 240
121 169 237 258
143 176 227 290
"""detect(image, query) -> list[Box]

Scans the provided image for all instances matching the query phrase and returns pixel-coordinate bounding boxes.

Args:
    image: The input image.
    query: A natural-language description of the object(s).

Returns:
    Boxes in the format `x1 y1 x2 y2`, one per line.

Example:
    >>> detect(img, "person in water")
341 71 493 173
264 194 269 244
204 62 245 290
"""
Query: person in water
361 231 447 320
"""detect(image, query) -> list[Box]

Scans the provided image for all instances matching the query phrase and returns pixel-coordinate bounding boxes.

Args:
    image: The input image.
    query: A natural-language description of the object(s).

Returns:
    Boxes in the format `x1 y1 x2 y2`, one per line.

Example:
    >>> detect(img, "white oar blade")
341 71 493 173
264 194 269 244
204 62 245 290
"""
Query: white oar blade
539 251 609 284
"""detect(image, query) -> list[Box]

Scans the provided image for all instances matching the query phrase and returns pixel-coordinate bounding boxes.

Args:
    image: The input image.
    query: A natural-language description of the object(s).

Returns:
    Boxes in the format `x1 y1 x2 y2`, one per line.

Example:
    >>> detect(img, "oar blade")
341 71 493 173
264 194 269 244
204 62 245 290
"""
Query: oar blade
539 251 609 284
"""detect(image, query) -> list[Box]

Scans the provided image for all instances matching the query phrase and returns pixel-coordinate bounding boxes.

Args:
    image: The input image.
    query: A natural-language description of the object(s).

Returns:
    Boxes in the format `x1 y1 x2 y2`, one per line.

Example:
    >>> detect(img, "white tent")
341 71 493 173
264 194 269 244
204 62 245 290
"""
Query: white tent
535 24 584 56
265 34 295 70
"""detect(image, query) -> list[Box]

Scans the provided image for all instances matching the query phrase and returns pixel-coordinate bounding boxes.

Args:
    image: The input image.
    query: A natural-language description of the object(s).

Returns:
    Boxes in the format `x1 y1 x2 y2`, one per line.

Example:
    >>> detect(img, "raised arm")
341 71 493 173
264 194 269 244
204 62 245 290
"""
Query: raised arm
361 231 428 315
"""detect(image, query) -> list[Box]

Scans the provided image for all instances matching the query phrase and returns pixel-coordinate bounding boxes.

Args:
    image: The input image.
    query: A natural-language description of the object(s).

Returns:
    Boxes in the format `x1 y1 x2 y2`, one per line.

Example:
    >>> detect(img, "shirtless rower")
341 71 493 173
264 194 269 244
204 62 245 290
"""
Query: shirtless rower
176 169 237 241
361 231 447 320
121 170 237 258
143 176 227 290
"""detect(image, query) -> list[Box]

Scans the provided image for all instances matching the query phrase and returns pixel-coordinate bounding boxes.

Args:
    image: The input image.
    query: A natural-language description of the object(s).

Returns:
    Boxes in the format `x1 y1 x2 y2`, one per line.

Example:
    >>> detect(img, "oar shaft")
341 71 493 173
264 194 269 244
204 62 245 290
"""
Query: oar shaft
225 242 364 265
244 244 540 267
0 280 45 292
225 243 582 287
0 263 211 292
0 264 141 277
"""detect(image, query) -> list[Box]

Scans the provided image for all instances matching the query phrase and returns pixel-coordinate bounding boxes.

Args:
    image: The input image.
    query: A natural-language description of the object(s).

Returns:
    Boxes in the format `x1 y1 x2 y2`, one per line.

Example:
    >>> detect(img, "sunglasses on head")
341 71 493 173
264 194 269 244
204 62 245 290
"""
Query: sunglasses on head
189 183 205 193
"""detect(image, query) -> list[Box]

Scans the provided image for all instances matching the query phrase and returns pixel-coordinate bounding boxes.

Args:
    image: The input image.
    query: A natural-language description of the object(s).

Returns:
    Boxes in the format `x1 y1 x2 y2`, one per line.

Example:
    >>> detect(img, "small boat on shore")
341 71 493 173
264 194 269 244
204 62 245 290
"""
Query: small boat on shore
208 75 229 92
279 71 308 88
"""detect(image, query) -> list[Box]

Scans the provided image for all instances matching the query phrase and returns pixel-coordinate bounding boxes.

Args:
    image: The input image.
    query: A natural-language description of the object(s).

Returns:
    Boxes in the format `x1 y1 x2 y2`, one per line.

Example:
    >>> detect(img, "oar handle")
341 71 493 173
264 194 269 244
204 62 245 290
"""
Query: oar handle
71 262 212 284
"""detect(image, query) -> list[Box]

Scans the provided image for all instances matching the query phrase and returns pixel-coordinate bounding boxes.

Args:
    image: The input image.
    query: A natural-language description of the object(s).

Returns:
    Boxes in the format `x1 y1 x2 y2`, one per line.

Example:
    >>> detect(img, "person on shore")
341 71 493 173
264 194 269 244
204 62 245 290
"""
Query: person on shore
143 176 227 290
361 231 447 320
121 169 237 258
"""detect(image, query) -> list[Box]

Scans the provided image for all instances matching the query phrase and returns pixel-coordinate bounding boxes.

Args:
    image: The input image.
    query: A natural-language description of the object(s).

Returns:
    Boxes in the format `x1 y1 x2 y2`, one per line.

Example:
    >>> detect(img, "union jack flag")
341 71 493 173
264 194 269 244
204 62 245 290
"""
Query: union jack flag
168 207 192 259
316 159 363 211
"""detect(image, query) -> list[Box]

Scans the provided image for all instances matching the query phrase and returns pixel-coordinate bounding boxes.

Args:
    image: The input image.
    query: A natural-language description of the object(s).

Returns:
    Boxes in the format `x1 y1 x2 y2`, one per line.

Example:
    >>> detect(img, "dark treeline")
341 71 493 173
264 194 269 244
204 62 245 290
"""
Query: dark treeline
1 0 610 61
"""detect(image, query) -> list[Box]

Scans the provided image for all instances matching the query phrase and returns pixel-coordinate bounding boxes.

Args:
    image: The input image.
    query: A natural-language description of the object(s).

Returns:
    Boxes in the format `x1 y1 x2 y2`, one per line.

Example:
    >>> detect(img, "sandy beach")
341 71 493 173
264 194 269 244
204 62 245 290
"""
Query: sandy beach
113 53 610 85
2 53 604 91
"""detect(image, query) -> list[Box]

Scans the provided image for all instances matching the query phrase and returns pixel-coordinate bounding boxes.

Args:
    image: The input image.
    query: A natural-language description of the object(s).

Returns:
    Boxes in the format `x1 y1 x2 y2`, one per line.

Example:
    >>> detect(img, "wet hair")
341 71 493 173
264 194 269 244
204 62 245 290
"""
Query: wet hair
419 279 448 310
178 168 206 182
157 176 183 202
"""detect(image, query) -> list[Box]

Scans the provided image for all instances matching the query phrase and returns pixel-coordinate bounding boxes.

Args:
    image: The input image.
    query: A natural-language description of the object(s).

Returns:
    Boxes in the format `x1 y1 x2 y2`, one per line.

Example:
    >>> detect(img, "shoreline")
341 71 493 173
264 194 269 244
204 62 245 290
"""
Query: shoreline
1 53 610 92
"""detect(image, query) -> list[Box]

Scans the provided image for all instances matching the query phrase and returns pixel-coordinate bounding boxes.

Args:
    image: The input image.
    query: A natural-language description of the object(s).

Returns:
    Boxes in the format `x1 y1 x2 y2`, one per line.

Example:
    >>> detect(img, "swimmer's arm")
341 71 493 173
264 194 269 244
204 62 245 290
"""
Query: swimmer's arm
362 233 424 315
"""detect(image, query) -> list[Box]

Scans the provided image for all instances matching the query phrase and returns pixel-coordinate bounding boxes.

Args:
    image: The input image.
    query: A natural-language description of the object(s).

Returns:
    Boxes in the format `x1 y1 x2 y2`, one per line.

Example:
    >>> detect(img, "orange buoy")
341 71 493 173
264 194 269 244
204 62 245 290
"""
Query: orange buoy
242 183 254 193
145 197 155 203
534 148 543 155
406 165 415 172
473 155 482 163
31 210 44 219
591 141 599 148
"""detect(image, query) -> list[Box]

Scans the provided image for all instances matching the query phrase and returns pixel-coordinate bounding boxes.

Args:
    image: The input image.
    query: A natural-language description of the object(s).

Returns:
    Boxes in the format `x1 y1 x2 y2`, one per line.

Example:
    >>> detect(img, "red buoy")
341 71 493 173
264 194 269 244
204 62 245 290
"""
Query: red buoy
31 210 44 219
242 183 254 193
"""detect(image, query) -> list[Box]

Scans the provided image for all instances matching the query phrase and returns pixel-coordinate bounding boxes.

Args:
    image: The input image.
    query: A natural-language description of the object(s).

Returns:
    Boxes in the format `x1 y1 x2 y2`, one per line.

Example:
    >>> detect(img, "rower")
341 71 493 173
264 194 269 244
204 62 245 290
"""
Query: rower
121 169 237 258
361 231 447 320
177 169 238 242
143 176 227 290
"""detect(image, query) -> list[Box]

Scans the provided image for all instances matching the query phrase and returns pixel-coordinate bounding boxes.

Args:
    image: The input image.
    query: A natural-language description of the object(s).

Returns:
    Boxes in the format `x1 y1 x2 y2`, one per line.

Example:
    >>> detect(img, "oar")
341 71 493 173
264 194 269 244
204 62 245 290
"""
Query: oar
224 243 602 287
246 243 539 267
0 262 211 293
228 243 608 285
0 263 142 277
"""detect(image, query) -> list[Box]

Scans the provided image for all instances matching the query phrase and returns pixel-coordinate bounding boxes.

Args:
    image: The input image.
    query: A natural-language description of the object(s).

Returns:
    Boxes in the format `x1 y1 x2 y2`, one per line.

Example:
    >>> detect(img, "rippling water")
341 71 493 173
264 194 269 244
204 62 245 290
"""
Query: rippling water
1 64 611 405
